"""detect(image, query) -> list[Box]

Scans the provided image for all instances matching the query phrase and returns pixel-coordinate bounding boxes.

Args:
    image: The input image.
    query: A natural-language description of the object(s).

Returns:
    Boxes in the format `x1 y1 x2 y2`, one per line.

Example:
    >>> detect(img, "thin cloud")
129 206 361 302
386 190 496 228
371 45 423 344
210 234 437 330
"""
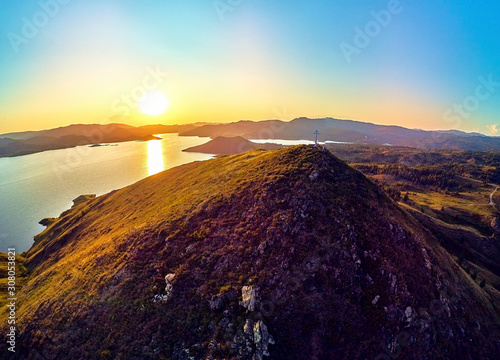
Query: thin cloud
487 124 499 135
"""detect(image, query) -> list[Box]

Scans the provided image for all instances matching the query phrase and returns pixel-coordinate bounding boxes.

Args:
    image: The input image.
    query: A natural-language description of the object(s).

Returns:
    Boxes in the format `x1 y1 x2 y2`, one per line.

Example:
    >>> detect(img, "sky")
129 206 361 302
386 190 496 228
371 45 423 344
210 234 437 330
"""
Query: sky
0 0 499 134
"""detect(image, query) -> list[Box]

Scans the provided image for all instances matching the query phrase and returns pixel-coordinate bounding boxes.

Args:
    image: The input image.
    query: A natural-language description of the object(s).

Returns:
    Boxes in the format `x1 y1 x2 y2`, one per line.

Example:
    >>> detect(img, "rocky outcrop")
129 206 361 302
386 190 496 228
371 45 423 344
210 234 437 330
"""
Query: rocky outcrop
39 218 55 227
240 286 257 312
72 194 96 207
309 170 319 180
153 273 175 303
165 273 175 296
209 295 224 311
208 288 238 312
252 320 274 359
491 217 500 233
231 318 274 360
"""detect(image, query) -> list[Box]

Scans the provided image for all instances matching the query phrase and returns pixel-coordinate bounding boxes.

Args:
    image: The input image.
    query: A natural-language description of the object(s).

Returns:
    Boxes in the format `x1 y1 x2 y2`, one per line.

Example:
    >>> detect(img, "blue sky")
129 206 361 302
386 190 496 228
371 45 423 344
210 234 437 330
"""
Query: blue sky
0 0 499 134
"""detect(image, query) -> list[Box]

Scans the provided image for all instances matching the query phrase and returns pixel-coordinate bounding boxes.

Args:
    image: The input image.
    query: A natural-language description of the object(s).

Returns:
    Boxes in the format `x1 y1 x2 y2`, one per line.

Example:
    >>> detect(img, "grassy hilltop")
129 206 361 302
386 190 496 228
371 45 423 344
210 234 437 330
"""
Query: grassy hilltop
1 146 499 359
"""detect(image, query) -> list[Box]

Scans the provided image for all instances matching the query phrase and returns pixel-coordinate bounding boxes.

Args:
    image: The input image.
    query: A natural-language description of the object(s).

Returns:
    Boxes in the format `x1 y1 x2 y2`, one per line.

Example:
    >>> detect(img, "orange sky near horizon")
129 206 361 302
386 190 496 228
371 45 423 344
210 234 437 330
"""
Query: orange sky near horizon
1 1 499 136
0 79 458 135
0 105 450 135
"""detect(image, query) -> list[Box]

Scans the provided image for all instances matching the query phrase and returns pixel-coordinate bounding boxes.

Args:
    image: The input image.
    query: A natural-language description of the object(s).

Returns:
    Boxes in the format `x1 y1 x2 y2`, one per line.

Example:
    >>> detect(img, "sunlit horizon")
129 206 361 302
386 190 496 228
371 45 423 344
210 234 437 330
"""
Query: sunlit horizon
1 1 499 135
1 112 498 136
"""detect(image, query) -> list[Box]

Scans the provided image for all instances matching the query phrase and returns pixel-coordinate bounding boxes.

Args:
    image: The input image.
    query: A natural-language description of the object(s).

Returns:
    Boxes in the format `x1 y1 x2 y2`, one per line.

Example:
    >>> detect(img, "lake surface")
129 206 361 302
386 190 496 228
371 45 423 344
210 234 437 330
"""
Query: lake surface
0 134 213 252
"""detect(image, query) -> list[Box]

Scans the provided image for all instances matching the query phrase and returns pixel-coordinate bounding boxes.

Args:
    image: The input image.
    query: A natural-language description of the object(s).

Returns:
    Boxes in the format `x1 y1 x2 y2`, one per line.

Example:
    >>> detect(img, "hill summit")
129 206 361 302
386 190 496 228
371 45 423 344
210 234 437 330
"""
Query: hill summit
2 146 499 359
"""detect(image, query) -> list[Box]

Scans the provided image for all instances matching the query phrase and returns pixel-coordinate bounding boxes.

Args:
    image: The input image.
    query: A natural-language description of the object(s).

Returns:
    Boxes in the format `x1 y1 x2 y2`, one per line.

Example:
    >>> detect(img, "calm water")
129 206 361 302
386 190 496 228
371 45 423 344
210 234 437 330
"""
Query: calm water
0 134 212 252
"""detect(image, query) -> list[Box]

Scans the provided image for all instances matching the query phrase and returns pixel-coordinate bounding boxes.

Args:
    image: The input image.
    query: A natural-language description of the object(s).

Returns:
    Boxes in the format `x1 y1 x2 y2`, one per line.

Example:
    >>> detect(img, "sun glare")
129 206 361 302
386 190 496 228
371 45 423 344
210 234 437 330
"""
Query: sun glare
148 139 164 176
139 92 168 116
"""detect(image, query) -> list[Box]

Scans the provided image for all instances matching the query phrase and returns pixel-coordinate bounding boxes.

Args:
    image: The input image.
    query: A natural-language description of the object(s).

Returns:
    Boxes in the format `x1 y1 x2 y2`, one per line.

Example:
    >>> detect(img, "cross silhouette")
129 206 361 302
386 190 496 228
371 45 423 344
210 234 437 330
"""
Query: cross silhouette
314 130 320 145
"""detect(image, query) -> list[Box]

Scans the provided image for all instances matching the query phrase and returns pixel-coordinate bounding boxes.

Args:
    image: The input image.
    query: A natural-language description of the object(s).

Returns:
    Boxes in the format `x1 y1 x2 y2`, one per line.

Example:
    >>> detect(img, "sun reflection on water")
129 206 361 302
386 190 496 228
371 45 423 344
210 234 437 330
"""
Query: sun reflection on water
148 139 164 176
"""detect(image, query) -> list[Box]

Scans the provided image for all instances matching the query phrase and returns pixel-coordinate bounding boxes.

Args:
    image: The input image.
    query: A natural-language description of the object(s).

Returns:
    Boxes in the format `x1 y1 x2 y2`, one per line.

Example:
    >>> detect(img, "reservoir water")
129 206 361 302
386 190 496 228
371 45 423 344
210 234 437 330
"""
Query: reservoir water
0 134 213 252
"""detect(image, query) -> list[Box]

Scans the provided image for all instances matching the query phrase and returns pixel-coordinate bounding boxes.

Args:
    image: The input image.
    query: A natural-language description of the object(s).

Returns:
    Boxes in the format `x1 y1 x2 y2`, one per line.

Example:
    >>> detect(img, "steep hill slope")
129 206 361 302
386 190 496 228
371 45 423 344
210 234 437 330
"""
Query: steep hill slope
1 146 499 359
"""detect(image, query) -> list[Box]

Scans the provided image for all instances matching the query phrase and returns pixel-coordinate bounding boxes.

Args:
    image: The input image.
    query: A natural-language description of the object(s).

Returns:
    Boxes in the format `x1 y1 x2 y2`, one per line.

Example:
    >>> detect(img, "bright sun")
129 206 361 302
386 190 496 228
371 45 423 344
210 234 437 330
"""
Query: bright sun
139 92 168 116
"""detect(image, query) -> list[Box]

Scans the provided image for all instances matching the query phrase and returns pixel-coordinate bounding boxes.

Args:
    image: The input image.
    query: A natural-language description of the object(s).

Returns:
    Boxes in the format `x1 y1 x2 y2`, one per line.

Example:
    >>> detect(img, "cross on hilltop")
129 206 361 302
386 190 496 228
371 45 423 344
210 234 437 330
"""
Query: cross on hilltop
314 130 320 146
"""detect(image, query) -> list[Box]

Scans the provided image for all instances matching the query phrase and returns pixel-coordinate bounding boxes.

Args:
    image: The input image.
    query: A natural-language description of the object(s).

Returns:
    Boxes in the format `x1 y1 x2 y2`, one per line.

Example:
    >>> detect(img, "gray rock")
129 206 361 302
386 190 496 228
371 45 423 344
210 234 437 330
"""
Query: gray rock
390 275 397 291
244 318 254 335
421 248 432 270
153 273 175 302
257 241 267 254
240 286 258 312
232 318 274 359
208 339 219 350
209 295 224 311
405 306 414 322
152 294 168 303
253 320 275 359
165 273 175 290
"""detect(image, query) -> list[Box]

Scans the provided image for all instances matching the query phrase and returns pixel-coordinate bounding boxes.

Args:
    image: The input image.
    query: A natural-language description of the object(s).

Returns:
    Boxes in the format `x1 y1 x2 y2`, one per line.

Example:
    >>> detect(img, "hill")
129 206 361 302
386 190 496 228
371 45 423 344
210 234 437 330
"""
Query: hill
0 123 200 141
179 117 500 150
3 117 499 158
183 136 282 155
1 146 499 359
0 123 199 158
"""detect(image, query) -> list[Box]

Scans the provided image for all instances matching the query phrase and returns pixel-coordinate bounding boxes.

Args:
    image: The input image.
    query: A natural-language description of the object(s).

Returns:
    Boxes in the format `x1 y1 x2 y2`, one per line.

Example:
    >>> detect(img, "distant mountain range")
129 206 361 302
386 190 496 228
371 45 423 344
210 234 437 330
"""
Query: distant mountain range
178 117 499 151
1 117 499 158
0 123 197 158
